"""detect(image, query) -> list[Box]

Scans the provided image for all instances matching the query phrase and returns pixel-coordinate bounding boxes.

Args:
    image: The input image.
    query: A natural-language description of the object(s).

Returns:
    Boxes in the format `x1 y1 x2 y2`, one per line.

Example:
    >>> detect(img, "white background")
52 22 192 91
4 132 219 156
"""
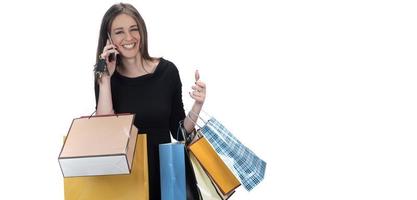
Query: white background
0 0 416 199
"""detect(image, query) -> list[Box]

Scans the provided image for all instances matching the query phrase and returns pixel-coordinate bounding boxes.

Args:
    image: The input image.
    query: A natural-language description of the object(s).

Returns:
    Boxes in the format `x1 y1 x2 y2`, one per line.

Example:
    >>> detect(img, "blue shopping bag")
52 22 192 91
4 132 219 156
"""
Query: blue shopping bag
159 121 202 200
159 143 186 200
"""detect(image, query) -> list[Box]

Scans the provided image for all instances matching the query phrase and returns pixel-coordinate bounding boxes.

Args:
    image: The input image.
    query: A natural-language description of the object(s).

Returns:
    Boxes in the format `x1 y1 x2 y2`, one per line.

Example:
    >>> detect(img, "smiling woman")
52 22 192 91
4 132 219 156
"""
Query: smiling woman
110 15 141 59
95 3 153 78
92 2 207 200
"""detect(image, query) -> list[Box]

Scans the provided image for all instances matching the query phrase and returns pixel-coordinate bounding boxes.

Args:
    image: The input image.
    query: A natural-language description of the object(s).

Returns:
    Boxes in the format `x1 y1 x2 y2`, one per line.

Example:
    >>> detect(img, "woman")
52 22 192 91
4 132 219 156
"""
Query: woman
94 3 206 199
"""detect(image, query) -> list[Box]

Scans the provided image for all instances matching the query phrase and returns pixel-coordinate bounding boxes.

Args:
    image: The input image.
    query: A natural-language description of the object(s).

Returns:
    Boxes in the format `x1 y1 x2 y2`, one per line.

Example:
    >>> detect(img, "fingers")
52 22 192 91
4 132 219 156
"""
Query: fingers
101 40 117 56
189 91 202 99
189 91 205 105
103 44 117 52
189 92 195 100
100 43 119 61
193 70 206 90
192 70 206 92
190 85 205 101
191 91 201 97
195 70 200 81
106 49 119 55
100 50 119 62
195 81 206 89
191 85 204 92
190 70 206 104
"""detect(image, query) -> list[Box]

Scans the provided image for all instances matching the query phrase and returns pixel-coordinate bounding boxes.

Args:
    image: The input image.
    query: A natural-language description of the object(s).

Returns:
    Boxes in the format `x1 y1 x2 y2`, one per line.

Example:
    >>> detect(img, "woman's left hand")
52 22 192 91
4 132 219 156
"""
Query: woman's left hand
189 70 206 105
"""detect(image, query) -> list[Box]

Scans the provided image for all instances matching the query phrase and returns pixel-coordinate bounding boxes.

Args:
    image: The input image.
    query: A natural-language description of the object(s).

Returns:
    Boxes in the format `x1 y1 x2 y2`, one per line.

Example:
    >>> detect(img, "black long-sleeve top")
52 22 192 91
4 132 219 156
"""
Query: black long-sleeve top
95 58 186 200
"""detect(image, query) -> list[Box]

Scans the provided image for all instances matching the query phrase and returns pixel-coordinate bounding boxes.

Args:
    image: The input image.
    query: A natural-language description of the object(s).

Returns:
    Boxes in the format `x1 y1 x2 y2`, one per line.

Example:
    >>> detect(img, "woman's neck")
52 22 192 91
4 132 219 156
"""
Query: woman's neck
119 54 152 77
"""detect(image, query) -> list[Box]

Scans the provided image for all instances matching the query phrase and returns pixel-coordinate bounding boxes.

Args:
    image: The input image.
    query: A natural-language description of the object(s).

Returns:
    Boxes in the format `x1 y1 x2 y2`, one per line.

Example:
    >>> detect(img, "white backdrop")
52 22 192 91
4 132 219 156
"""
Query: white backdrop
0 0 416 199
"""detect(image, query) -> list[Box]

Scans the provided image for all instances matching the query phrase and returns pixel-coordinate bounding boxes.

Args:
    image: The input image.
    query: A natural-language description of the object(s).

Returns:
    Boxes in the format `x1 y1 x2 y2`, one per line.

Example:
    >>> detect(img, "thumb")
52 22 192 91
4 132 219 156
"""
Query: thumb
195 70 200 81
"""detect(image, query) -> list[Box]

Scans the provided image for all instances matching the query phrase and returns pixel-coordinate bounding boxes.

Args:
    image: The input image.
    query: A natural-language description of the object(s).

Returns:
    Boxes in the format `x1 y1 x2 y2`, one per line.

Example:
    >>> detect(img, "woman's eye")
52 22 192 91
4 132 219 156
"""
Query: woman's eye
131 28 139 32
115 31 123 35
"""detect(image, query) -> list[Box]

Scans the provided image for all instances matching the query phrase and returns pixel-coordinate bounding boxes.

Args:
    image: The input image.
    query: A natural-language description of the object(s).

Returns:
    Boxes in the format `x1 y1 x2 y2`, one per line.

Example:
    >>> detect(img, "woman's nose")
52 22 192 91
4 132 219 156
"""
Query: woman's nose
125 31 133 41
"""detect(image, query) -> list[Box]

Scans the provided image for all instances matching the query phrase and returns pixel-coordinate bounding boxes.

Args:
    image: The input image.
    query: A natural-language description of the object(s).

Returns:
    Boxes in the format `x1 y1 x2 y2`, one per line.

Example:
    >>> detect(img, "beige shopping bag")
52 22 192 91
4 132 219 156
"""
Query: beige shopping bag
59 114 137 177
63 134 149 200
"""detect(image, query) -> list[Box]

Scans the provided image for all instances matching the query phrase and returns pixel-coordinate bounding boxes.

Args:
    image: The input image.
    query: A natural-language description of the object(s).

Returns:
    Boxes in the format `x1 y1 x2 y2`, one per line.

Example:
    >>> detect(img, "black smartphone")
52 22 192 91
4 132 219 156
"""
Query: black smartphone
107 32 117 62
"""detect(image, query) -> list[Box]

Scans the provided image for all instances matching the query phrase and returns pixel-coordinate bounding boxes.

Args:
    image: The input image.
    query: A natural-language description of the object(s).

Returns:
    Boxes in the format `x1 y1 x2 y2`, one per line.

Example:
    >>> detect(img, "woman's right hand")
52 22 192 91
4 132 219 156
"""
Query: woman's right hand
100 40 119 77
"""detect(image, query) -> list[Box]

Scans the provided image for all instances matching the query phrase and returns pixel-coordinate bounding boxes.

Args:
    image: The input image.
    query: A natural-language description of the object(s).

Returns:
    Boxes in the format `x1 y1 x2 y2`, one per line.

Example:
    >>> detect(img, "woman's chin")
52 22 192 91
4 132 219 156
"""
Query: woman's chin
120 52 139 59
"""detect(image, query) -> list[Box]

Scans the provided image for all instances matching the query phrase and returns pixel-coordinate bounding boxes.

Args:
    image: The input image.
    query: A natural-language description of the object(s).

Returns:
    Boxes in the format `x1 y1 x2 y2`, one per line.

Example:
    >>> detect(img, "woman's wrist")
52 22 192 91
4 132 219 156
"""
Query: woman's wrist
193 101 204 108
98 75 111 86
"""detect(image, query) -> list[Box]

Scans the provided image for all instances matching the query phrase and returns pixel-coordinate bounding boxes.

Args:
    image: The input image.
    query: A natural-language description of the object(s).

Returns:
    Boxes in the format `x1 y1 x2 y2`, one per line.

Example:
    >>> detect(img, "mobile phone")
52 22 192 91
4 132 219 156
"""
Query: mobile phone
107 32 116 62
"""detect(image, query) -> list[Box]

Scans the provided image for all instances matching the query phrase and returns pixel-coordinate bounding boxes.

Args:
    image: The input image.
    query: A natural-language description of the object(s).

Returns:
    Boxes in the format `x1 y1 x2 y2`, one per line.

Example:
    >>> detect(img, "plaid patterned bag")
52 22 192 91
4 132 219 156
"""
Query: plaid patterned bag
198 115 267 191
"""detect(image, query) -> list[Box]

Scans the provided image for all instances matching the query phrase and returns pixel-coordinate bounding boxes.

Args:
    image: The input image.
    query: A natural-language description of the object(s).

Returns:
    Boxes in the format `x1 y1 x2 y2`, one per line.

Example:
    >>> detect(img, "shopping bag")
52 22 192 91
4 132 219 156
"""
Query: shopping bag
63 134 149 200
159 143 186 200
189 151 235 200
184 146 202 200
193 111 267 191
59 114 137 177
159 121 201 200
188 135 240 195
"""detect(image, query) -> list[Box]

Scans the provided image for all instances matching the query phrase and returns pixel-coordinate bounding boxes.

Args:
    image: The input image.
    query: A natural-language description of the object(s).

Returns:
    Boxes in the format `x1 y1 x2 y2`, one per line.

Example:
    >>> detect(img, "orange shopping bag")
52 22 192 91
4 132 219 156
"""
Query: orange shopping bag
188 135 240 196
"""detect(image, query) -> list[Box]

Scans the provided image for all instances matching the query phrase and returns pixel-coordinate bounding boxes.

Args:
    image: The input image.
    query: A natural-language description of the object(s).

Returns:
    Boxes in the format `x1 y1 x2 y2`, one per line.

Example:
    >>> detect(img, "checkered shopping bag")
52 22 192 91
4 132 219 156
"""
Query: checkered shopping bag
192 111 266 191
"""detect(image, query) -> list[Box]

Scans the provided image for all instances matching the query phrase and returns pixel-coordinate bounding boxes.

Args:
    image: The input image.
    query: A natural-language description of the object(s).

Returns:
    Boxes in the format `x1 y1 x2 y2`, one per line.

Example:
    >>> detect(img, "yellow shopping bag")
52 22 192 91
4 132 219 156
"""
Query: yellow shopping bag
188 136 240 196
189 152 235 200
63 134 149 200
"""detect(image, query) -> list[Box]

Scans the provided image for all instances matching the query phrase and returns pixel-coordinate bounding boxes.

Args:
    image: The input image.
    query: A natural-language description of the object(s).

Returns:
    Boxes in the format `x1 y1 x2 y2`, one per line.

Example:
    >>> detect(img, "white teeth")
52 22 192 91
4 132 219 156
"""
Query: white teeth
122 43 135 49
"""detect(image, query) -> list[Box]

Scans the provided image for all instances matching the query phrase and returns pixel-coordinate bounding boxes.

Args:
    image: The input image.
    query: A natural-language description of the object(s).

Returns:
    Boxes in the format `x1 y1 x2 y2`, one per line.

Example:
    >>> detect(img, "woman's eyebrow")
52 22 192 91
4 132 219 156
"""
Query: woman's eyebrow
113 25 137 31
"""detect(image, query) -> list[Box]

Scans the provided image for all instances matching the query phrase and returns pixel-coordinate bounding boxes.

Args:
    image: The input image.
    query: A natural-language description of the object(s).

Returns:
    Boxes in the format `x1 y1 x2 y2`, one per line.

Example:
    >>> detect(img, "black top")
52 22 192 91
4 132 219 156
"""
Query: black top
95 58 186 200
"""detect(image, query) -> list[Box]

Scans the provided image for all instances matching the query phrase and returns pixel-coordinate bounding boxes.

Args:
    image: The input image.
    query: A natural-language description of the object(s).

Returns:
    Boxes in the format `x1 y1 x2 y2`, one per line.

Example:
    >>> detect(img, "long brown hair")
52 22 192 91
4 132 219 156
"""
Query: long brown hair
95 3 154 66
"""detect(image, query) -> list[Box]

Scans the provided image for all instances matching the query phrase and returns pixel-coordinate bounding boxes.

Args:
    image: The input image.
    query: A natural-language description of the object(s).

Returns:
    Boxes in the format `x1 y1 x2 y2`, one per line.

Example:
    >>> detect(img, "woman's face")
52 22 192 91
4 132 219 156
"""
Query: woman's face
109 14 141 59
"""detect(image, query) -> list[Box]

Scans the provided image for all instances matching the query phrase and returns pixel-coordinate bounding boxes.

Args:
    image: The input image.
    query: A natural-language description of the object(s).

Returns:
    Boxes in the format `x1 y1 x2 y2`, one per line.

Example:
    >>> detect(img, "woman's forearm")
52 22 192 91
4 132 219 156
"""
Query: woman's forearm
183 102 203 133
96 76 115 115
